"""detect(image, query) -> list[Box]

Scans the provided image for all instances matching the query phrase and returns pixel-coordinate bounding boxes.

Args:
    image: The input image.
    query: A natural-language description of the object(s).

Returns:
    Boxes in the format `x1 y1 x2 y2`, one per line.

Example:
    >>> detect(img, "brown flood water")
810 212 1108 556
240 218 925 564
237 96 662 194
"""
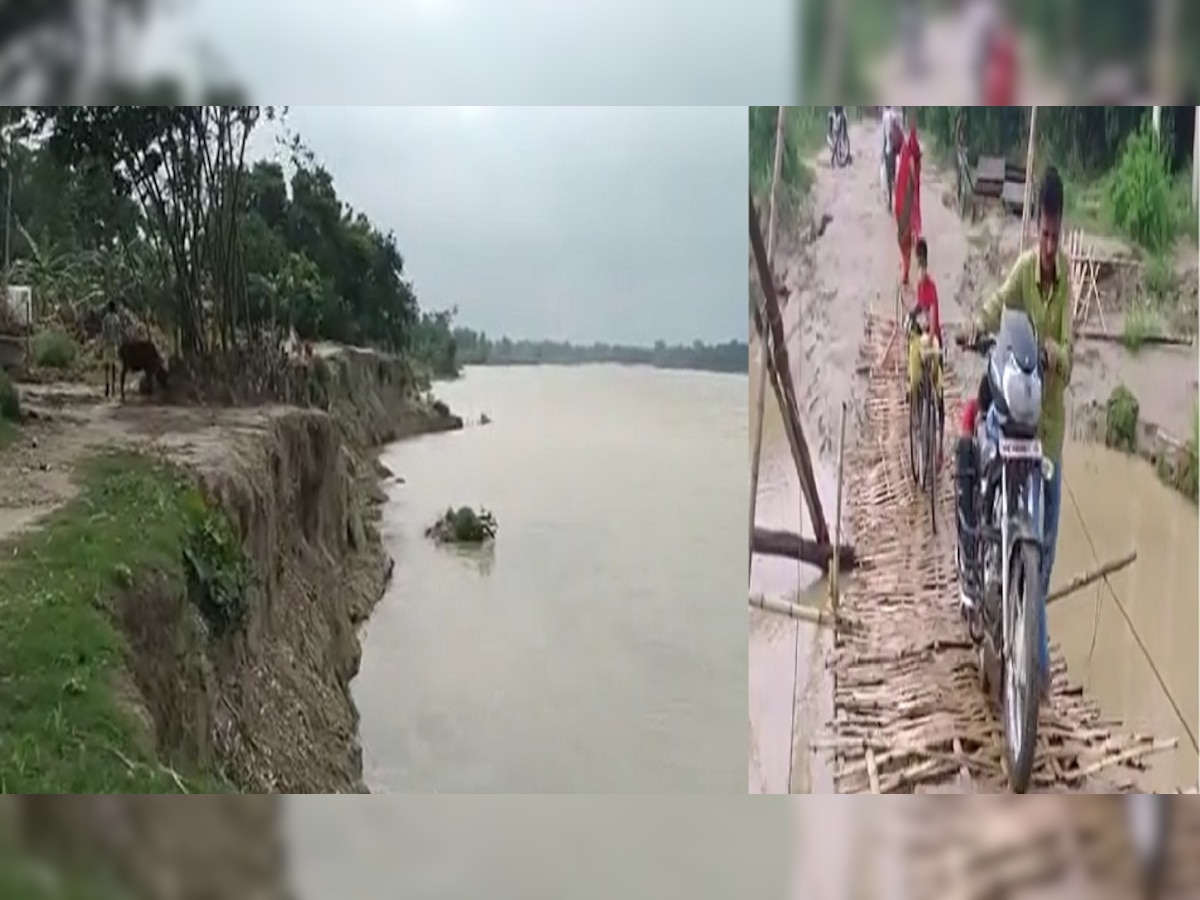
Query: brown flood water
1050 441 1198 792
750 343 1199 793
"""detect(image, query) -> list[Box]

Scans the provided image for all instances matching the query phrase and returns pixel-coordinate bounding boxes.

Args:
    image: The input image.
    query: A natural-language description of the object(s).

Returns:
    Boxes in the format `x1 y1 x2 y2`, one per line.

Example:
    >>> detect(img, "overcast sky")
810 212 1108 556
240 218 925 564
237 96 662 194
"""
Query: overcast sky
129 0 785 344
141 0 791 105
242 106 746 345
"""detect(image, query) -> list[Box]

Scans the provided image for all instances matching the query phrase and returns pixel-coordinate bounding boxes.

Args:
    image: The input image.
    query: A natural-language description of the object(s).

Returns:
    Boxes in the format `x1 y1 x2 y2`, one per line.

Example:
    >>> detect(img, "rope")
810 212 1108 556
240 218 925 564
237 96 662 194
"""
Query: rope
1064 478 1199 753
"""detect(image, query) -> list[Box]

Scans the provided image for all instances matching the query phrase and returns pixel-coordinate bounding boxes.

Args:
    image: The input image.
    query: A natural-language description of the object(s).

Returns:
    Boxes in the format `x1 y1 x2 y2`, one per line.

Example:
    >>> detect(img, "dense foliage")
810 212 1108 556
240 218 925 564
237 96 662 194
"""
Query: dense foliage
452 328 747 374
916 106 1194 176
1 106 422 370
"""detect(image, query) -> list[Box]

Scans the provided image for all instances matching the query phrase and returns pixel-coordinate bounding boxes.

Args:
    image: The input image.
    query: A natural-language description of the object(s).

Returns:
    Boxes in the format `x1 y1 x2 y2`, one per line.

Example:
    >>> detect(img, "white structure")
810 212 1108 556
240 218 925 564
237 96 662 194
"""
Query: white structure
3 285 30 329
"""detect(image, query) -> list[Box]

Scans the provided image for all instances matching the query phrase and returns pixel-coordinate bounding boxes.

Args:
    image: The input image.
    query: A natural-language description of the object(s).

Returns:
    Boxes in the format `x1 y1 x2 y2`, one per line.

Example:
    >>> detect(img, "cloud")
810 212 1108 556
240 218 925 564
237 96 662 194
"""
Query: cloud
267 106 746 344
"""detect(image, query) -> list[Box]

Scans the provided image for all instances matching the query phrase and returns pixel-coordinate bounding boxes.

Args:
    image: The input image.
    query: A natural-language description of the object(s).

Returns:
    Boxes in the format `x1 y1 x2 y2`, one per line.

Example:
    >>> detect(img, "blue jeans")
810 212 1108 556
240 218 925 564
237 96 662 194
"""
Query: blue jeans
985 410 1062 677
1031 456 1062 677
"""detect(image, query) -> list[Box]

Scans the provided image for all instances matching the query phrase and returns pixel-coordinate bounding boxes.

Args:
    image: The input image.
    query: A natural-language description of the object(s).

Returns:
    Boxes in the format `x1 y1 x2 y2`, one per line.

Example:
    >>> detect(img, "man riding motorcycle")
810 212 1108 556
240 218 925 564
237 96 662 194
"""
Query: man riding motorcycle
956 166 1071 696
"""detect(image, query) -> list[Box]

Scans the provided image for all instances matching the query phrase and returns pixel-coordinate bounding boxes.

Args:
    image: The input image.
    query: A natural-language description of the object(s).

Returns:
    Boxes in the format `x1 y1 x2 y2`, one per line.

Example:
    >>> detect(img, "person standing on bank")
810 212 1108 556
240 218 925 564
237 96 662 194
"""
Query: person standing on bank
101 300 122 400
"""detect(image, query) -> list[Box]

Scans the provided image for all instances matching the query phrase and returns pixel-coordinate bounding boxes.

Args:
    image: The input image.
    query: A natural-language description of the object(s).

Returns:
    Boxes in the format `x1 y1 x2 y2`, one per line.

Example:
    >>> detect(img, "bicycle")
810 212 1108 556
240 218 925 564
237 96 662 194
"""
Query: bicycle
905 312 942 533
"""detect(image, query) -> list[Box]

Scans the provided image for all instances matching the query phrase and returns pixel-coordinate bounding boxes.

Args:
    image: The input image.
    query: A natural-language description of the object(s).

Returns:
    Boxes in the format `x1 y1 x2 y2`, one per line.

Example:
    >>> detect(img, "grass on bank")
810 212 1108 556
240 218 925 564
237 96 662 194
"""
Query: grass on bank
749 106 825 219
0 452 232 794
0 848 131 900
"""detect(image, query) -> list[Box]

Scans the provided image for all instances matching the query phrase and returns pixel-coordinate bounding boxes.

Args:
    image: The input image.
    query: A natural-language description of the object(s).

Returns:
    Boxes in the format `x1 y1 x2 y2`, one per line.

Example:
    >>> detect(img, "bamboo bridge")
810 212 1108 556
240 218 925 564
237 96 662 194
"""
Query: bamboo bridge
747 109 1184 798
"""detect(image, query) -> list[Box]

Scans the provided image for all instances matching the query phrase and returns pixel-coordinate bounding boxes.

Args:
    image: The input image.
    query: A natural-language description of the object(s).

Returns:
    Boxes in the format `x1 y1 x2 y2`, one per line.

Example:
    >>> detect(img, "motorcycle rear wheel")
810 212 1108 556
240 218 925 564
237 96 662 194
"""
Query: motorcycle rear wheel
1003 542 1041 793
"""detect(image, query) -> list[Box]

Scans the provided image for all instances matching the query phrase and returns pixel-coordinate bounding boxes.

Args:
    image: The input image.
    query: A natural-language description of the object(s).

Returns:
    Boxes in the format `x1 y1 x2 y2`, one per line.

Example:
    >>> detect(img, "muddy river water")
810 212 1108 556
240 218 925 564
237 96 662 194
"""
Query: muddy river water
750 349 1199 793
349 364 746 794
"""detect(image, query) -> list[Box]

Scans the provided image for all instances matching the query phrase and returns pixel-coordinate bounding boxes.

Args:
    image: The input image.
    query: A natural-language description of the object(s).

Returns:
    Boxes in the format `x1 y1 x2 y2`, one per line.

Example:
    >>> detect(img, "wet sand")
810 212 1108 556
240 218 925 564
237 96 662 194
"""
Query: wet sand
750 117 1199 794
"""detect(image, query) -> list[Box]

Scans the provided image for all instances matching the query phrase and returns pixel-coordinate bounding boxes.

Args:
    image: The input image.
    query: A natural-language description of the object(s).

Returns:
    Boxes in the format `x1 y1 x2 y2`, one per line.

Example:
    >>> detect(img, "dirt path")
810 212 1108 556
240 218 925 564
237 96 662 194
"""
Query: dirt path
750 122 972 794
774 119 971 460
0 381 286 544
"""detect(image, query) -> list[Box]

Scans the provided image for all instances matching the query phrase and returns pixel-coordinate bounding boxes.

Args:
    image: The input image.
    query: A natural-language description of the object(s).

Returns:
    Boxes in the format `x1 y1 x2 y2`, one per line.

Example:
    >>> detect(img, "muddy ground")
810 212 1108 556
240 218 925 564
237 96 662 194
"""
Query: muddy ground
750 118 1198 794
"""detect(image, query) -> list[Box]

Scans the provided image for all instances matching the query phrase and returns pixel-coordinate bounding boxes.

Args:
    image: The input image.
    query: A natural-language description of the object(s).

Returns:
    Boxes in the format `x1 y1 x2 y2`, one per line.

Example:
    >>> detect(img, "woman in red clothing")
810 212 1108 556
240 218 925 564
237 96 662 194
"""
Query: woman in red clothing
894 115 923 288
982 20 1017 105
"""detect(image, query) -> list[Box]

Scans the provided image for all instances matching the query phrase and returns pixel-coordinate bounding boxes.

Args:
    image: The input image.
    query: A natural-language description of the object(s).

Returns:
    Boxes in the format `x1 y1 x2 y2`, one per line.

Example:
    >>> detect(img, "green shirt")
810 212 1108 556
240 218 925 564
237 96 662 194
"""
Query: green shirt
974 247 1073 461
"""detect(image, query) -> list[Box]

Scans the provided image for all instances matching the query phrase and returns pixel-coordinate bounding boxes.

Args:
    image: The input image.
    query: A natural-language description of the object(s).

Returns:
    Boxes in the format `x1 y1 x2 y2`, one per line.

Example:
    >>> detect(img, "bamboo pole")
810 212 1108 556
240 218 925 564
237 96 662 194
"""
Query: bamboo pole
1045 550 1137 607
1018 106 1038 254
749 193 832 548
749 106 788 579
831 402 848 610
748 594 849 629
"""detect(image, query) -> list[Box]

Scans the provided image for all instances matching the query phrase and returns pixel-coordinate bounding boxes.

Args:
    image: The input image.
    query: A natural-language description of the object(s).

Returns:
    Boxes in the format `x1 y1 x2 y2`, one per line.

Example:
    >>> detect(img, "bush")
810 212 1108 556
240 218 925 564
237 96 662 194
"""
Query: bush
0 371 20 422
1120 300 1165 352
180 490 250 638
1106 128 1175 253
1142 254 1175 300
425 506 498 545
1104 384 1139 452
31 329 78 369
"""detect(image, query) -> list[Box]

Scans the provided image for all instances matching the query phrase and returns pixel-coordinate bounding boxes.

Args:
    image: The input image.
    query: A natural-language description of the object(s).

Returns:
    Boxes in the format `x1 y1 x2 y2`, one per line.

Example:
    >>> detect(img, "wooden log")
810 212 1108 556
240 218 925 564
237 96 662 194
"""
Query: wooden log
831 401 848 609
1076 329 1193 347
1045 550 1137 607
750 193 832 547
748 106 788 579
752 527 857 570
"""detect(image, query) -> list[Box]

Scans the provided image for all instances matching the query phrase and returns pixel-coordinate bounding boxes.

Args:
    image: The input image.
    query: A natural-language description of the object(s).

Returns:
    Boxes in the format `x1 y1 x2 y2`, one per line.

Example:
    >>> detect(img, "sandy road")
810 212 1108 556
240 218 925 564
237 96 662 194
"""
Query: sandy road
750 117 974 794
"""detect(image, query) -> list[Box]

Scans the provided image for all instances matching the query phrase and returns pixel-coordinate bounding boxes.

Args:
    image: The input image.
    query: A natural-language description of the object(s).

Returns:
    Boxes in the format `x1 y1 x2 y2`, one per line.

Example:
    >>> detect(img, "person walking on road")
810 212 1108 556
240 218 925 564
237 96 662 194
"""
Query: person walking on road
894 112 923 289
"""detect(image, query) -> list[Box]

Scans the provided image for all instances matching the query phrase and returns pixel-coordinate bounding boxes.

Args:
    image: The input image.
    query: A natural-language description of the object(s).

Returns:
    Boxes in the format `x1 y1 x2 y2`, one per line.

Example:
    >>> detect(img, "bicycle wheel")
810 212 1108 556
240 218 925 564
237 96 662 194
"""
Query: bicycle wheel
907 371 920 485
923 372 937 534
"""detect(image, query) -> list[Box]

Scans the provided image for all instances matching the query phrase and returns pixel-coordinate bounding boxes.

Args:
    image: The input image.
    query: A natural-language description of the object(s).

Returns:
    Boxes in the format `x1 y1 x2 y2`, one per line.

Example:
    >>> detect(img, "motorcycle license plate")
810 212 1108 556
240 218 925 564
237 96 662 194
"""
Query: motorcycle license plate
998 437 1042 460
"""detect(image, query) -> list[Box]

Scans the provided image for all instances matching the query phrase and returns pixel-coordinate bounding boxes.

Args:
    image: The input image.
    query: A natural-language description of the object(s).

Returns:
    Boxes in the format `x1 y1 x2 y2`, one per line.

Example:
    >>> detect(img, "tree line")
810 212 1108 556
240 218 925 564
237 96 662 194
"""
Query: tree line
450 328 747 374
1 106 425 382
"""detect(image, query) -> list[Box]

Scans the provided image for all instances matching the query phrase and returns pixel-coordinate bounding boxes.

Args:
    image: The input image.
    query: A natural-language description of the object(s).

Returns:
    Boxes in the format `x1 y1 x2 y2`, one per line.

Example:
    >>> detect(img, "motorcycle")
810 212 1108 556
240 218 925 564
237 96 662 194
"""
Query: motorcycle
827 109 851 168
955 309 1053 793
1125 794 1170 898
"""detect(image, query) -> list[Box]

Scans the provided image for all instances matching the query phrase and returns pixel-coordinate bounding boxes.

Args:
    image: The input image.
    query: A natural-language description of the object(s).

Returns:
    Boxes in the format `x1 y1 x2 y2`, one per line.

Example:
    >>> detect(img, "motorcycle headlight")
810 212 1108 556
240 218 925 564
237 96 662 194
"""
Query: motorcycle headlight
1041 457 1055 482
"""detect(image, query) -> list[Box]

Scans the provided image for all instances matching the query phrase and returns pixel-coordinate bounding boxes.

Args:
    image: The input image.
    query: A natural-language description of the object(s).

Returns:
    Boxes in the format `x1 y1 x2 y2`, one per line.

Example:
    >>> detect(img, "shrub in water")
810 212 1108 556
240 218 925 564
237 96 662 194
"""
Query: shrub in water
1104 384 1139 452
425 506 498 544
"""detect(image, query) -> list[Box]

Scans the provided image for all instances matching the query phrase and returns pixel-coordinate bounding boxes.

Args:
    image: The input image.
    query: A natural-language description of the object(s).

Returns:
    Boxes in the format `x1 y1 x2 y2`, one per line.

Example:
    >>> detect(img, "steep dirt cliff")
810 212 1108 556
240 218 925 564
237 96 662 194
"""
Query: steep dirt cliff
118 350 462 793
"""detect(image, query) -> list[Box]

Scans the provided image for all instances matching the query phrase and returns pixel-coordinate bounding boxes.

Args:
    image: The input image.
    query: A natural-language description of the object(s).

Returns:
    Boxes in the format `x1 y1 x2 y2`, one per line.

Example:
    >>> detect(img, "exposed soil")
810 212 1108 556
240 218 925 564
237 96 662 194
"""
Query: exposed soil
0 348 462 897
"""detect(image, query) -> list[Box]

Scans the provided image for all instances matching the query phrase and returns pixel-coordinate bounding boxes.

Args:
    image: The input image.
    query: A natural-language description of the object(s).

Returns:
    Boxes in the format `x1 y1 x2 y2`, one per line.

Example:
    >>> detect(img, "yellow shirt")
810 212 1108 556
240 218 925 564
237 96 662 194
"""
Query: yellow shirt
975 248 1073 460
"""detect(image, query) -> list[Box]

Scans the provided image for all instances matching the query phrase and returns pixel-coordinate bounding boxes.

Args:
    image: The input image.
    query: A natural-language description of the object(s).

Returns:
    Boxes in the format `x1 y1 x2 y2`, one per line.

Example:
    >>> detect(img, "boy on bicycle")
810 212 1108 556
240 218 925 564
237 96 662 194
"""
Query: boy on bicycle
906 237 944 464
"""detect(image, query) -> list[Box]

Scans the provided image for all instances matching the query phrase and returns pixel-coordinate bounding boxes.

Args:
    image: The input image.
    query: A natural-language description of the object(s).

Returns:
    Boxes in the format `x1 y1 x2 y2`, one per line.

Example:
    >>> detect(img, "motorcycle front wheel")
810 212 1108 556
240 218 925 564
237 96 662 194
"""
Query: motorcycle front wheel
1127 795 1170 898
1004 541 1041 793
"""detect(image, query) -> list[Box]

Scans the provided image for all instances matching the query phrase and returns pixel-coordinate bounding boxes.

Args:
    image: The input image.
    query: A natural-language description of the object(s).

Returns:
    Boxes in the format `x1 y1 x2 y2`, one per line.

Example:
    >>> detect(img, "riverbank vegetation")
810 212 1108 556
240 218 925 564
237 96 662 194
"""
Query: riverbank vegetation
0 106 452 391
0 453 234 793
749 106 825 219
918 106 1195 251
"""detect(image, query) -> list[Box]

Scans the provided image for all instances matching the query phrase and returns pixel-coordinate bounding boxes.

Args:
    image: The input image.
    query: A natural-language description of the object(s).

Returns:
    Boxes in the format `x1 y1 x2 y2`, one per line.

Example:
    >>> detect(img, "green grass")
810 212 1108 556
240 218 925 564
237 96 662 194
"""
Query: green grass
0 452 232 794
1120 300 1167 353
30 331 78 371
0 849 132 900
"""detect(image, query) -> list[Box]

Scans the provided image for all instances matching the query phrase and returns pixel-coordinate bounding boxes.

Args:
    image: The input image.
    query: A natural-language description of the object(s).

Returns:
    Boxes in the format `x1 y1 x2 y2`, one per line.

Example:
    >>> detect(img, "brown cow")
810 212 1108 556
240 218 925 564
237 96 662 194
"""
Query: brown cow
117 338 169 402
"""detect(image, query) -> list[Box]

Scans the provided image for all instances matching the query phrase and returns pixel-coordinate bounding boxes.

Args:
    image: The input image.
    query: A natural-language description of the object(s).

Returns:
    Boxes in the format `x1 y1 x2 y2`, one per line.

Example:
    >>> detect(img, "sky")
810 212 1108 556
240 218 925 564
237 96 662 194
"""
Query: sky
130 0 783 345
139 0 791 105
242 106 746 345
